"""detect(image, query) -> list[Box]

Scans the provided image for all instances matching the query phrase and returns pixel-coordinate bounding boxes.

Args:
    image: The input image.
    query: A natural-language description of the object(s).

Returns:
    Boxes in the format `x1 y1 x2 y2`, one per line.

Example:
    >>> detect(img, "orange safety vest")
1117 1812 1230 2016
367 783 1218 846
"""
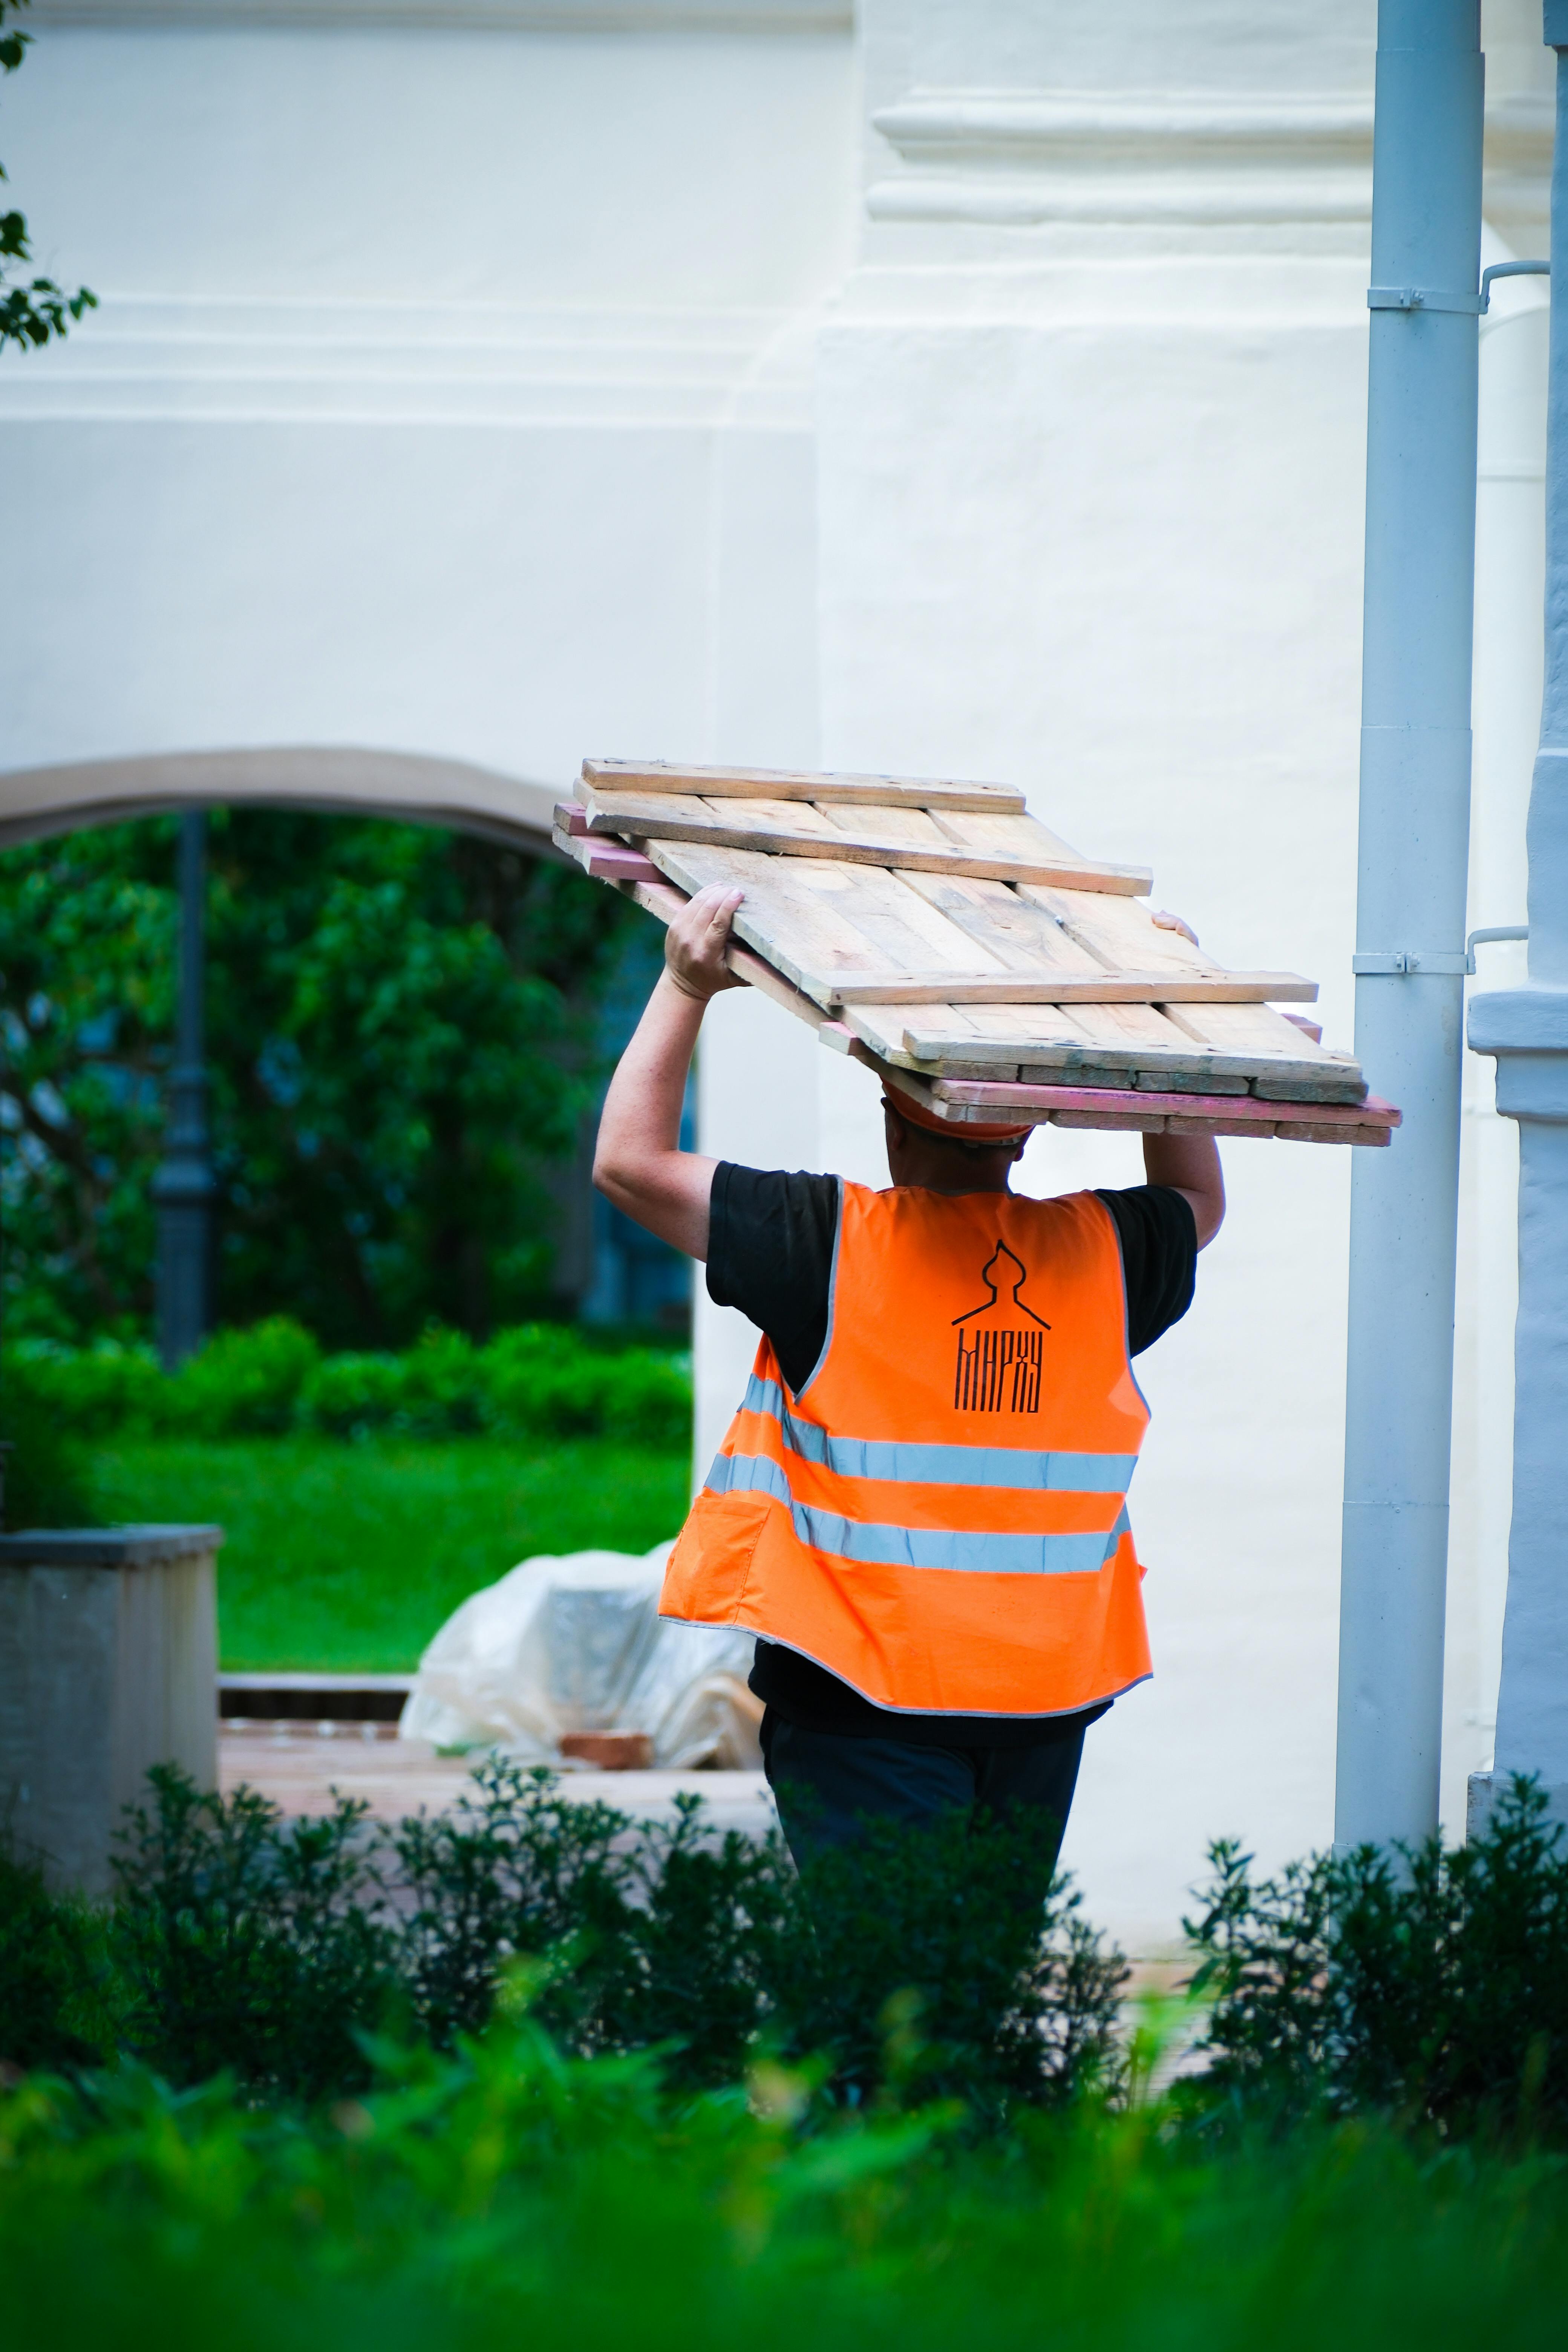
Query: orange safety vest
661 1182 1153 1719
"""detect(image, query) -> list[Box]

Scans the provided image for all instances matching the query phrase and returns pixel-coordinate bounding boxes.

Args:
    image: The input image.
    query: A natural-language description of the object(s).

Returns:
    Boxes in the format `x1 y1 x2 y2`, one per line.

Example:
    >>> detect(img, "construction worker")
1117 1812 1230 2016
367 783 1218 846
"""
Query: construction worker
595 884 1224 1877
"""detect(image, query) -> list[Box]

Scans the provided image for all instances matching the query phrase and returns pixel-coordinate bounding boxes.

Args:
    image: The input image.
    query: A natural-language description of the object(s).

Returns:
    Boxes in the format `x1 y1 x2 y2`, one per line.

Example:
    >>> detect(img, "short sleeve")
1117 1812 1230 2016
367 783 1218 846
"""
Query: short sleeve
706 1165 841 1397
1093 1184 1197 1355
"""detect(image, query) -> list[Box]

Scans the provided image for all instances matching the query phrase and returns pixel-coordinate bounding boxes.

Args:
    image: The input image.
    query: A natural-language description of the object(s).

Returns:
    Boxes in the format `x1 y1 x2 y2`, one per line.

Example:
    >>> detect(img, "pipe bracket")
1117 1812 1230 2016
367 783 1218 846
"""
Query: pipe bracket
1353 950 1471 976
1367 286 1485 315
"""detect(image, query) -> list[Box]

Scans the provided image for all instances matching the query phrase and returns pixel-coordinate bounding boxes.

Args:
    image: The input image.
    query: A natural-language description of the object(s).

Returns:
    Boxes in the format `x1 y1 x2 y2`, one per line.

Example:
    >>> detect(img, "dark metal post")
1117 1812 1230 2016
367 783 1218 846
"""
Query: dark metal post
153 810 214 1368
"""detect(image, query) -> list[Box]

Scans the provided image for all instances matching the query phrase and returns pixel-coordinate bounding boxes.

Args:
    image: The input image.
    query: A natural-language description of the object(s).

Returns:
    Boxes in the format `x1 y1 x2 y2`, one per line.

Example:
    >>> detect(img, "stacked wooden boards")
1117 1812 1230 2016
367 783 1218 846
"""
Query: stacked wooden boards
555 760 1400 1148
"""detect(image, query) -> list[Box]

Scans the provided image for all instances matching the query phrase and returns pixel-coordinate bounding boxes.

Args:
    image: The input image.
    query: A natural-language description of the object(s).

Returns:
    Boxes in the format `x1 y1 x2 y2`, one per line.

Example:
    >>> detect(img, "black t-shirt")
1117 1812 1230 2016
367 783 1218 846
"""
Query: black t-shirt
705 1168 1197 1749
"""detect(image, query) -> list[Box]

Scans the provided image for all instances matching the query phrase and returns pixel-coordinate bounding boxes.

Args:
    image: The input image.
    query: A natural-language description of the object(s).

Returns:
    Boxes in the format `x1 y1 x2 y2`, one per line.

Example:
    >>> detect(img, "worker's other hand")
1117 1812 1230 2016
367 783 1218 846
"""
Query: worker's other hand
664 885 746 1002
1152 910 1200 948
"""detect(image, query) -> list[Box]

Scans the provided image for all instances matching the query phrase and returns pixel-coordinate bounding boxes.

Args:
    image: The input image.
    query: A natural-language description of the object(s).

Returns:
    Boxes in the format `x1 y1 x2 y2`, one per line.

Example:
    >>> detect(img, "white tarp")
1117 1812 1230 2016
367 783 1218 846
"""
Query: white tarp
400 1542 763 1770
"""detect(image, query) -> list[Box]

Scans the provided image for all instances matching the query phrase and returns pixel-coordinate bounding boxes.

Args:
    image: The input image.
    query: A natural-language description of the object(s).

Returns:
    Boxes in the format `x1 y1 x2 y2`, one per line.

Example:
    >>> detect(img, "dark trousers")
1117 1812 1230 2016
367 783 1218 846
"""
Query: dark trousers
760 1709 1086 1883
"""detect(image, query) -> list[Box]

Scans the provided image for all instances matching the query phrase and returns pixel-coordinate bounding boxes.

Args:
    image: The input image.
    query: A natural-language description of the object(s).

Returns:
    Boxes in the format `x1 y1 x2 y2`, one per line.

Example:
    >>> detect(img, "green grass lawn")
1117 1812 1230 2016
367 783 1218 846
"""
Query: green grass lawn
87 1436 691 1671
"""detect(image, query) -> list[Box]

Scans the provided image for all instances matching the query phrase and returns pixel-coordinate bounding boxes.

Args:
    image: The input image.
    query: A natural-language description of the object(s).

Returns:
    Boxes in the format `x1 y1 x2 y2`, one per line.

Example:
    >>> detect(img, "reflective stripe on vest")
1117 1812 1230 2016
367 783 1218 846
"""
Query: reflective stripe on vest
660 1183 1155 1717
707 1444 1132 1575
734 1373 1139 1498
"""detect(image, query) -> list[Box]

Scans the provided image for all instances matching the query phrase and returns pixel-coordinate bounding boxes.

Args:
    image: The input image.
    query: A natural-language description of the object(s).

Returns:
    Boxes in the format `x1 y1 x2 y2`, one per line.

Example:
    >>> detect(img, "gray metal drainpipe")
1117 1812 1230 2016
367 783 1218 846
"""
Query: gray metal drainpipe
1468 4 1568 1827
1334 0 1485 1853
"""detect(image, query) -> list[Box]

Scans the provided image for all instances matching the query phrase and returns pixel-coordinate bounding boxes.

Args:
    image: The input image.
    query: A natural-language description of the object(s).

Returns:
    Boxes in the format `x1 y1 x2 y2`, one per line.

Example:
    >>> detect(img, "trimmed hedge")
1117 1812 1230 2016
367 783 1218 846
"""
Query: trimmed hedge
3 1760 1127 2122
3 1317 692 1459
1185 1773 1568 2143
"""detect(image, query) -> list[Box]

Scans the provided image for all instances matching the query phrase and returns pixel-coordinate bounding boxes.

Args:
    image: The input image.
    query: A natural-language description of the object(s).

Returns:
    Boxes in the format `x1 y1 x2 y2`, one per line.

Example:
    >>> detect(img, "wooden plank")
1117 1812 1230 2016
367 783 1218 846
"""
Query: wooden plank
1166 1113 1281 1139
825 865 1021 977
896 872 1107 976
851 1046 1398 1145
553 828 664 885
580 758 1026 813
841 1003 985 1073
1281 1122 1393 1147
1159 1000 1367 1101
825 969 1323 1006
926 1075 1399 1131
636 839 906 998
900 1001 1104 1071
1021 1059 1182 1090
1066 1000 1249 1086
1250 1069 1367 1105
603 862 832 1037
930 806 1139 886
578 784 727 836
896 1000 1261 1093
1018 882 1322 996
580 780 1152 893
1161 997 1350 1063
640 839 1015 1006
815 801 956 853
1050 1109 1172 1133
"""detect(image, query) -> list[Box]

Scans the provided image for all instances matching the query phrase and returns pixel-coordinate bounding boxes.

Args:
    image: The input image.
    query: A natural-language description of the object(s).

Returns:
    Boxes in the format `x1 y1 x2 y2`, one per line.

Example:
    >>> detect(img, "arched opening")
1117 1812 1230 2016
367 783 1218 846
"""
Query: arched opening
0 747 686 1366
0 747 564 858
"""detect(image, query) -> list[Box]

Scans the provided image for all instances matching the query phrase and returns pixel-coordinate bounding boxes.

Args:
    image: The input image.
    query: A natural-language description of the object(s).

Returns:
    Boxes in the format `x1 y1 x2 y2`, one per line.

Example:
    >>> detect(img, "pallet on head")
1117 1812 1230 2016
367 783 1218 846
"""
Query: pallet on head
556 762 1396 1145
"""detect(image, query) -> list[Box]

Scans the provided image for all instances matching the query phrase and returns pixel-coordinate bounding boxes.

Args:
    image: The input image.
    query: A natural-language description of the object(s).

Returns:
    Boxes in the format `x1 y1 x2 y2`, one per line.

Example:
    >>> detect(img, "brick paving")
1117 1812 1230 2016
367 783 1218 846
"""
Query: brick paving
219 1725 778 1840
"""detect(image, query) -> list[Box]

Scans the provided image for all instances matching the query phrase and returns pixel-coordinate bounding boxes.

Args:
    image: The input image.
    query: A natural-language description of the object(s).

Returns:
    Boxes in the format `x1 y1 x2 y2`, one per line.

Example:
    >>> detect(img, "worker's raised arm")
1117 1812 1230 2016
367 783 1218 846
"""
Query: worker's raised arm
1142 1130 1225 1248
592 885 744 1262
1141 906 1225 1246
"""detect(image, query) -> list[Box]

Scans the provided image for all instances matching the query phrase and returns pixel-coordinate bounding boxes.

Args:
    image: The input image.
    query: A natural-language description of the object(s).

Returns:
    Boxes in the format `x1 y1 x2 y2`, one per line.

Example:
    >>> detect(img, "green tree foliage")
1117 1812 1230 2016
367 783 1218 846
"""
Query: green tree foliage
1 0 95 353
0 825 172 1338
0 812 637 1347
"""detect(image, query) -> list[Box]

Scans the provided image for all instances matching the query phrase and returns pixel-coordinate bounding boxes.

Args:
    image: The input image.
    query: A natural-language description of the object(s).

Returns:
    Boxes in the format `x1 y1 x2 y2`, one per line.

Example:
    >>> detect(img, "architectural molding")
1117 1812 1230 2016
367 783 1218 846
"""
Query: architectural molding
0 297 816 429
866 87 1550 233
28 0 850 29
0 748 565 853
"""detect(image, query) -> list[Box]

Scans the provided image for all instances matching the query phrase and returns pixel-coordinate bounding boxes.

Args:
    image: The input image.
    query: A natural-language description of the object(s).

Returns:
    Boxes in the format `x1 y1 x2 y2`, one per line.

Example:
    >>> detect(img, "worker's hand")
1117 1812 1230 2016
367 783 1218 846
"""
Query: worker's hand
664 885 746 1002
1152 910 1200 948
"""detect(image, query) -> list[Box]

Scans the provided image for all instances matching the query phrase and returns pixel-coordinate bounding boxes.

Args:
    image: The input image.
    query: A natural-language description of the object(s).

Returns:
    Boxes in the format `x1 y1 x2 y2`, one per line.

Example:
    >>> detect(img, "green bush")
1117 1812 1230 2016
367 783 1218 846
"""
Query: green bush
767 1804 1118 2121
109 1770 398 2104
0 1846 119 2071
0 1317 691 1450
0 1370 97 1529
480 1324 690 1446
391 1772 792 2086
6 2020 1568 2352
4 1337 164 1441
299 1347 427 1436
1185 1773 1568 2143
162 1317 322 1436
4 1762 1124 2119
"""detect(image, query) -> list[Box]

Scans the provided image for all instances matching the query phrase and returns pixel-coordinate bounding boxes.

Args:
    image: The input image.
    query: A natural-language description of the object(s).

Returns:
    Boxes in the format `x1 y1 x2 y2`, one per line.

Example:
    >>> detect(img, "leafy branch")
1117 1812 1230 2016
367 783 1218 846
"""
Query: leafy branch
1 0 94 354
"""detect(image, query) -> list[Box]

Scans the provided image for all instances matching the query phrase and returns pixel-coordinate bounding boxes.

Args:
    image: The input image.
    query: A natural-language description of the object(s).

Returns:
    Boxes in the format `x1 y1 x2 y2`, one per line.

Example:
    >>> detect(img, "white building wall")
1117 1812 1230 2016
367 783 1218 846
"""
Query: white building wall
3 7 856 787
2 0 1555 1949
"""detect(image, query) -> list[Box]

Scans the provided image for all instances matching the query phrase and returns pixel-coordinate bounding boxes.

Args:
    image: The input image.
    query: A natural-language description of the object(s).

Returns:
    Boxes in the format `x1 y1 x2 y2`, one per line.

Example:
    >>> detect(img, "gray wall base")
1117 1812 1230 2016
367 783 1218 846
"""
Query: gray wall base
1465 1769 1568 1843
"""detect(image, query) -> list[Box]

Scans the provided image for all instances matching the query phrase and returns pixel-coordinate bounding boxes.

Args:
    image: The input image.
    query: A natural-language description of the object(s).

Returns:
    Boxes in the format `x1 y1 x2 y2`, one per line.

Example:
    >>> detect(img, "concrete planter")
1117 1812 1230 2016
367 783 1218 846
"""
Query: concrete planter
0 1525 222 1896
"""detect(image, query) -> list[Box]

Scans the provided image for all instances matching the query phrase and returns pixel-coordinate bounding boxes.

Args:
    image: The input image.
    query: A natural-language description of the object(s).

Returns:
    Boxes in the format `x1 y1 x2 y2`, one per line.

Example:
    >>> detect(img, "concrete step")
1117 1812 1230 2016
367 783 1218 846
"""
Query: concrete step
219 1671 414 1726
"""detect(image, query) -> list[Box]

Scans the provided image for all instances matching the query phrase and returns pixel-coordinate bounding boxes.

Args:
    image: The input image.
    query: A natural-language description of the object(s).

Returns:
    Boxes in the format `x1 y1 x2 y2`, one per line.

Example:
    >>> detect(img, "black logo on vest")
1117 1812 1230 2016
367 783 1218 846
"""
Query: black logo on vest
952 1242 1050 1413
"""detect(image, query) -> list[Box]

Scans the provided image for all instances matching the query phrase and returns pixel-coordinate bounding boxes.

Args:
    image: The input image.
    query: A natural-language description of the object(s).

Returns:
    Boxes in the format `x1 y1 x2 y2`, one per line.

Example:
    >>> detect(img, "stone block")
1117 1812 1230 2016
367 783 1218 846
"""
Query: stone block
0 1525 222 1896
